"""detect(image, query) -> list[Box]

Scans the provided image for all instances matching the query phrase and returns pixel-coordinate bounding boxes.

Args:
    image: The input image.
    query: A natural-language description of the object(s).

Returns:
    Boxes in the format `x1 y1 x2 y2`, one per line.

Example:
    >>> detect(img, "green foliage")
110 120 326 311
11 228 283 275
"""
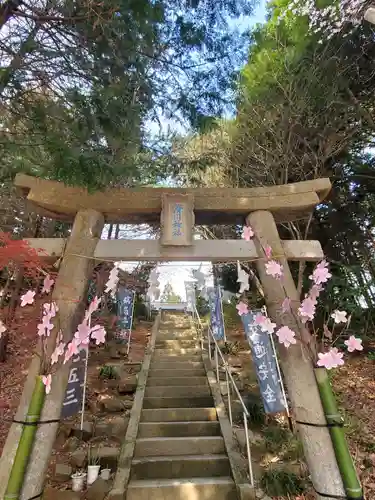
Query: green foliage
262 425 292 453
260 468 306 497
175 0 375 336
221 340 240 355
134 296 148 320
196 293 210 316
244 392 266 427
262 424 305 462
0 0 257 189
87 445 100 465
222 302 241 329
99 365 118 380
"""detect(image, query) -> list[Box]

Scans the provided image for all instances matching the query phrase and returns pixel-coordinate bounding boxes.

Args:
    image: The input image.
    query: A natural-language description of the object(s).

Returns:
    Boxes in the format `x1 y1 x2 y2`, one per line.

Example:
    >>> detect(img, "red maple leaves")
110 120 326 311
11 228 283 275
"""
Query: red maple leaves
0 232 49 278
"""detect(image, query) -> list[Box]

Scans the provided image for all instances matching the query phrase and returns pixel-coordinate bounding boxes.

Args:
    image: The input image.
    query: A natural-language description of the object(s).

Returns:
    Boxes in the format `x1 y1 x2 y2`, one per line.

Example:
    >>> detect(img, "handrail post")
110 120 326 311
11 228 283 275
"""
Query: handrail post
215 344 219 383
226 369 232 426
244 411 254 487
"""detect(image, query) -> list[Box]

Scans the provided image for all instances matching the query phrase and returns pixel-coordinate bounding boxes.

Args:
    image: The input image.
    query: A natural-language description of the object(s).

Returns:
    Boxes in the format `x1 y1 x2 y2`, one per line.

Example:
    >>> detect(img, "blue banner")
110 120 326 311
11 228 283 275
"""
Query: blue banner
241 310 286 414
116 286 135 342
207 287 225 340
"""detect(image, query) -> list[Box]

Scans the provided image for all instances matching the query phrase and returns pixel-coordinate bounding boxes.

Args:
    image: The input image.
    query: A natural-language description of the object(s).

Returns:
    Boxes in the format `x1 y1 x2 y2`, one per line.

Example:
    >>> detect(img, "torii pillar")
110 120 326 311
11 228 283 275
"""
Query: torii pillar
247 210 345 500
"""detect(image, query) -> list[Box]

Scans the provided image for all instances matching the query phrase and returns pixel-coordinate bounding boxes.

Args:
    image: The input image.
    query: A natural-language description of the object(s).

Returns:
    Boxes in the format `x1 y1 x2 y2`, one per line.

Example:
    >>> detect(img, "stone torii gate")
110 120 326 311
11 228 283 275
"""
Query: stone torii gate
0 174 345 500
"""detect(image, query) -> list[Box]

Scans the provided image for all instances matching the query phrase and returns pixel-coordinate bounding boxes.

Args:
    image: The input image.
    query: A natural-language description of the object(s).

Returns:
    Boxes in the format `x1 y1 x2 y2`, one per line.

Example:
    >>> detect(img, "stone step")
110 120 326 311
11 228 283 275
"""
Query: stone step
151 354 203 365
126 477 238 500
143 396 214 409
138 421 221 438
156 335 197 341
141 408 217 422
151 356 202 364
153 348 201 355
134 436 225 457
155 340 200 348
158 330 192 335
144 386 211 398
148 368 207 377
131 454 231 480
146 376 209 387
150 361 204 370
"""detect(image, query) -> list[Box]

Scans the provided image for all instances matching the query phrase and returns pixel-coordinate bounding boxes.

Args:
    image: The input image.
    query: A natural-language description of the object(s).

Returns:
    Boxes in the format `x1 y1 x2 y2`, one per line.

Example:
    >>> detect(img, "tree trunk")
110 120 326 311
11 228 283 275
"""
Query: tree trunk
247 210 345 500
0 0 23 31
0 209 104 499
108 223 114 240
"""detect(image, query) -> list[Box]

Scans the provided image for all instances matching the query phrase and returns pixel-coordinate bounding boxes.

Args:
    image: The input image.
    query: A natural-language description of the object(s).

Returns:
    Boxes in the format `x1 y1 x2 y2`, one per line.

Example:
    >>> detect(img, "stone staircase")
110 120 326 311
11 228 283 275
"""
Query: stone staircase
126 313 239 500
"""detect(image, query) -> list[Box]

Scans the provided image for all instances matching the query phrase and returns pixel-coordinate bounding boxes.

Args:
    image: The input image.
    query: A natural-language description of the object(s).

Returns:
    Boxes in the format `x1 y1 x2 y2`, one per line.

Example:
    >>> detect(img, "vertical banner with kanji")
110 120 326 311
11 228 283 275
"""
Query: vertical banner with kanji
61 347 87 418
241 310 286 414
185 282 196 312
207 286 225 340
116 286 135 343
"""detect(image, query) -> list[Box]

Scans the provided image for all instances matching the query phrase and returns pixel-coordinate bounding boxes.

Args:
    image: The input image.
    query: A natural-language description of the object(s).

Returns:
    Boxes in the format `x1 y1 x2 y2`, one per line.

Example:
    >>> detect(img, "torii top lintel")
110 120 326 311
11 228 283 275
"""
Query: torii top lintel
14 174 331 225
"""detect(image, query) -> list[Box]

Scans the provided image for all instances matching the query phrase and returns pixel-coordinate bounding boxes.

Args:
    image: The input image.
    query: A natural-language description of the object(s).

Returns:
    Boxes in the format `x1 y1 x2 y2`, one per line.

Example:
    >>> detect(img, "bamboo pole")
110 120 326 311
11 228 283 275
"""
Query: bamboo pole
314 367 363 499
4 376 46 499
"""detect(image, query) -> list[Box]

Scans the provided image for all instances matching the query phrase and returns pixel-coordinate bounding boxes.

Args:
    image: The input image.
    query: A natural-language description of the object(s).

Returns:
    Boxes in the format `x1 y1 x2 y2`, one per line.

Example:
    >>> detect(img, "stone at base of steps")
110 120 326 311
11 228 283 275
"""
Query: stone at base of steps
126 477 238 500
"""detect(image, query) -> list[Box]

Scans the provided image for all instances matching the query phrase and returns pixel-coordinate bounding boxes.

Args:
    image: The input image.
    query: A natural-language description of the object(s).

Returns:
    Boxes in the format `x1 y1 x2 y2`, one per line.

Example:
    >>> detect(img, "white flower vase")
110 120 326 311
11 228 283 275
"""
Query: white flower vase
71 472 86 492
87 465 100 485
100 468 111 480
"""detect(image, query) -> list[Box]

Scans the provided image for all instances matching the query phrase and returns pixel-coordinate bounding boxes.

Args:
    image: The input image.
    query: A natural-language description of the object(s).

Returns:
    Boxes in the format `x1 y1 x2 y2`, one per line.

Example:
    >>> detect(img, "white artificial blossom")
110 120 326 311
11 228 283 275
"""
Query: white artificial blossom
237 261 250 294
192 264 206 290
105 266 120 298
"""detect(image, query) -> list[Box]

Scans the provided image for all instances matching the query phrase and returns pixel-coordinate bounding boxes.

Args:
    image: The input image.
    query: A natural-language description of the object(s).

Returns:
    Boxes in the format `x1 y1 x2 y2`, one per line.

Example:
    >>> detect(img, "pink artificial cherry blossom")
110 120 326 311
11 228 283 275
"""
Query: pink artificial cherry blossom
51 342 66 365
265 260 283 279
236 302 249 316
259 318 276 334
281 297 291 313
0 320 6 339
37 323 46 337
310 260 332 285
42 374 52 394
331 310 348 324
255 314 266 324
317 348 344 370
87 296 101 317
344 335 363 353
265 245 272 259
90 324 106 345
309 284 322 302
241 225 254 241
64 339 80 364
20 290 35 307
43 302 58 318
42 274 54 294
298 297 316 322
276 326 297 348
37 317 54 337
74 320 91 345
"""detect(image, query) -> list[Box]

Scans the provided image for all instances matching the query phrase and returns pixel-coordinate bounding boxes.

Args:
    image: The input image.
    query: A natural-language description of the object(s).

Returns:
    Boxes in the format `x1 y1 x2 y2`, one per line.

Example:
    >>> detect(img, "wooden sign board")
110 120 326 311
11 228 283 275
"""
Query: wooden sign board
160 193 194 246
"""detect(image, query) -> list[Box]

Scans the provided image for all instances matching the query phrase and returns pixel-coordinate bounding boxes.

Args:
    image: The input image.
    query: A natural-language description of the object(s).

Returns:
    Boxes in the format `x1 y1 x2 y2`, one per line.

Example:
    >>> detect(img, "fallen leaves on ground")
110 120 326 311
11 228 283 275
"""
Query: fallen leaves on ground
0 301 41 455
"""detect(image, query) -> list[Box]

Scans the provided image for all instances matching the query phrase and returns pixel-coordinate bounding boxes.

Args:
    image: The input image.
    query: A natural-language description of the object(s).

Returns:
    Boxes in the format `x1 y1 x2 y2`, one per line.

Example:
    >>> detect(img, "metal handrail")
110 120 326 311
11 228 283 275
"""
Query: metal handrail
192 306 254 487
